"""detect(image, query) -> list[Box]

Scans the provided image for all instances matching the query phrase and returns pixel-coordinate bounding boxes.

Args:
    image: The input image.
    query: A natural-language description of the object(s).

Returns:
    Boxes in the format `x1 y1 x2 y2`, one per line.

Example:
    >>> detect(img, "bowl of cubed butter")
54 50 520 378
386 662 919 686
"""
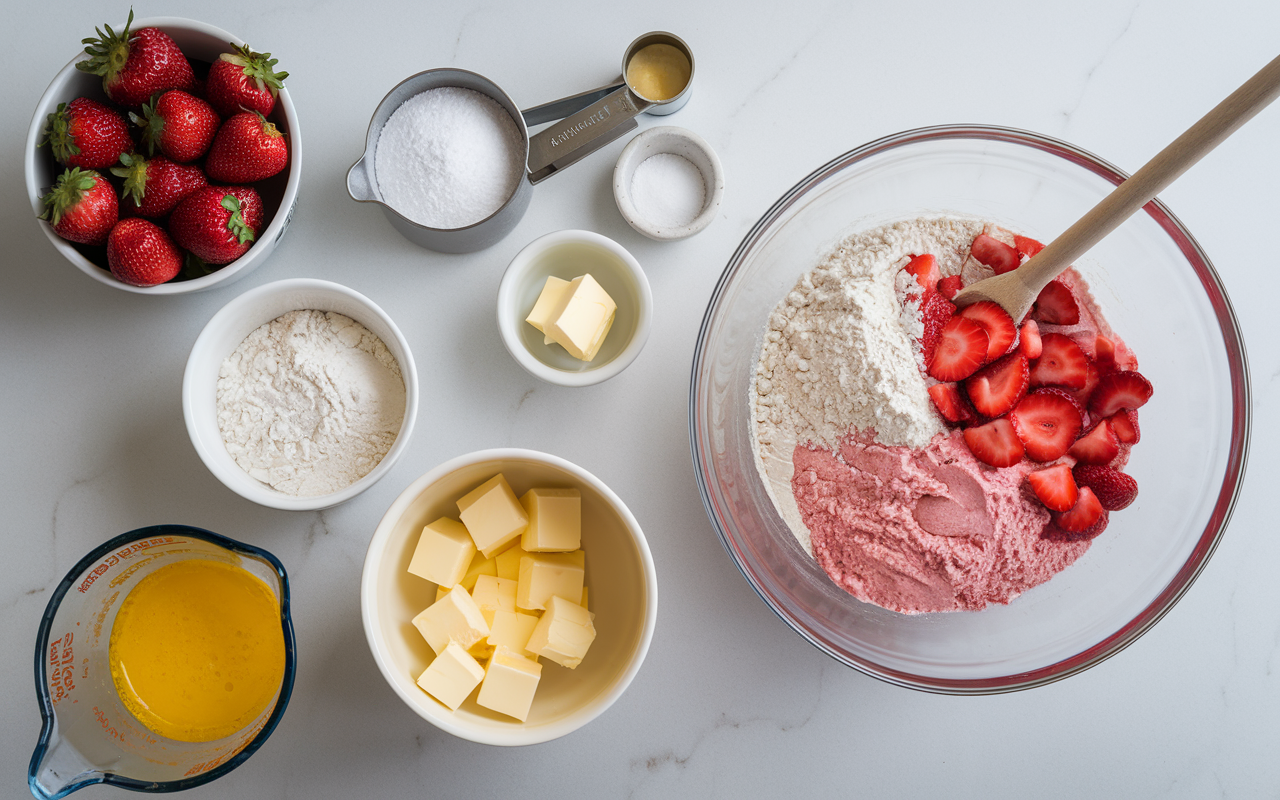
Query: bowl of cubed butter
360 448 657 745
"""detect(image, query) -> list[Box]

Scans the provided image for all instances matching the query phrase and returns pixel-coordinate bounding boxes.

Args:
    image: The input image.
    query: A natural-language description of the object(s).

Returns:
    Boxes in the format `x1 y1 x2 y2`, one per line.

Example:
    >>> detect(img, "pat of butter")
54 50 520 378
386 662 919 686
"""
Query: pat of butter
525 276 571 345
544 274 616 362
489 609 540 659
477 646 542 722
407 517 476 587
527 595 597 669
457 474 529 558
416 642 484 711
412 586 490 655
495 542 525 581
457 551 497 592
472 574 518 627
516 550 585 611
580 586 588 609
520 488 581 552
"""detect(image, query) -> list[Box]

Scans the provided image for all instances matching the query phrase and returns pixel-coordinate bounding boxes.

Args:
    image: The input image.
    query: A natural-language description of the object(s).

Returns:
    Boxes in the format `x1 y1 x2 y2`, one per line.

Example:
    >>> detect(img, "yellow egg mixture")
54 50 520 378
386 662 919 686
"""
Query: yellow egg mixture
108 559 286 743
626 43 691 102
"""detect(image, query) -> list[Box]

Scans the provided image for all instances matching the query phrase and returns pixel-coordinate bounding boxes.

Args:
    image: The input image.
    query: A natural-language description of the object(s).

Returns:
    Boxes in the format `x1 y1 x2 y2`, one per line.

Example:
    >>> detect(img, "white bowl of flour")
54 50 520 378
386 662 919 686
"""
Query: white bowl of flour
183 279 418 510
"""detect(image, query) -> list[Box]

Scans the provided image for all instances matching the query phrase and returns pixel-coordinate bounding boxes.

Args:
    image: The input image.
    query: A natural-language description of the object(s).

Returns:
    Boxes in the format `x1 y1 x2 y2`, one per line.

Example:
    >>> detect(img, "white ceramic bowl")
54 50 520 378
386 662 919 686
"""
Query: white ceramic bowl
496 230 652 387
361 449 658 746
182 279 418 511
613 125 723 240
25 17 302 294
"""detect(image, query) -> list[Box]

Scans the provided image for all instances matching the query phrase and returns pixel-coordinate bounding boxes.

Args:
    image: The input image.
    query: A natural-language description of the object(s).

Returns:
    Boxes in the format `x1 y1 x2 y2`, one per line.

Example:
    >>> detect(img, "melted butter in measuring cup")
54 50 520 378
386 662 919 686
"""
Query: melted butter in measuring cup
626 44 692 102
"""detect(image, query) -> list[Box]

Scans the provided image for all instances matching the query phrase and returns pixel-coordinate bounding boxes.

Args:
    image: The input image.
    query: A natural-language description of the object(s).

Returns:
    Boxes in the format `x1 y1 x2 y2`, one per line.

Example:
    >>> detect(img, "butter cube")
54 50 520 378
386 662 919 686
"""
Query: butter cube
544 274 616 362
416 642 484 710
495 543 525 581
457 474 529 557
580 586 588 609
435 585 450 602
407 517 476 587
489 609 540 659
519 488 581 552
472 574 518 626
412 587 490 655
457 551 497 591
525 276 571 345
477 646 542 722
527 594 597 669
516 550 585 611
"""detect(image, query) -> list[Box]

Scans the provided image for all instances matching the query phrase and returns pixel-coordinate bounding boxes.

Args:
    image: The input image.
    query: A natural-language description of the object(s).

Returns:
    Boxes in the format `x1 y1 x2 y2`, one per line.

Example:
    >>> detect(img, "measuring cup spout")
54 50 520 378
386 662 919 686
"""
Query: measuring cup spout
29 726 102 800
346 154 376 203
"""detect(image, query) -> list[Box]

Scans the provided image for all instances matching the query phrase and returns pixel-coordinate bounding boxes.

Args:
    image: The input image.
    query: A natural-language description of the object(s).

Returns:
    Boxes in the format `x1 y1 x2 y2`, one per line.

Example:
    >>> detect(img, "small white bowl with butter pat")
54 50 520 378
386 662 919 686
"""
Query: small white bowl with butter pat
497 230 652 387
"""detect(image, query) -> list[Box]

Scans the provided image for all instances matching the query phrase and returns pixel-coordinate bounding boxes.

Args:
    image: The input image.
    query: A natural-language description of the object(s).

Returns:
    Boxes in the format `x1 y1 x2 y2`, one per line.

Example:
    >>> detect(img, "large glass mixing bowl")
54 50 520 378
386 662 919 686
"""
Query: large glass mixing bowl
689 126 1250 694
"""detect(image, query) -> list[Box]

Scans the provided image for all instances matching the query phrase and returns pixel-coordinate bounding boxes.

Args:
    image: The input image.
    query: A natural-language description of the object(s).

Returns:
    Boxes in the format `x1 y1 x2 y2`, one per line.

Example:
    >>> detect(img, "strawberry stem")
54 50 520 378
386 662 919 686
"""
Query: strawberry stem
224 43 289 96
129 94 166 156
110 153 150 206
221 195 256 245
39 168 100 226
76 7 135 84
39 103 82 164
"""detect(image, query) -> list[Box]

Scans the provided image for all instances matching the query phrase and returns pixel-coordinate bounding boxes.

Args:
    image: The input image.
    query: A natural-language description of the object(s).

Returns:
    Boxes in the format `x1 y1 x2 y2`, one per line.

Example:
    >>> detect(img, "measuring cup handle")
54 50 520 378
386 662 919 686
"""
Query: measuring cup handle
521 79 625 127
525 86 649 184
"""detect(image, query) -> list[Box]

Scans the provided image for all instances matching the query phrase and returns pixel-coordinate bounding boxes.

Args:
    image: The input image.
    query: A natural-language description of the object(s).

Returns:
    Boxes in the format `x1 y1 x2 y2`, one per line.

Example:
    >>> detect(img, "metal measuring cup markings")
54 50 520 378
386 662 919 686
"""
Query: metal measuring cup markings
346 31 694 254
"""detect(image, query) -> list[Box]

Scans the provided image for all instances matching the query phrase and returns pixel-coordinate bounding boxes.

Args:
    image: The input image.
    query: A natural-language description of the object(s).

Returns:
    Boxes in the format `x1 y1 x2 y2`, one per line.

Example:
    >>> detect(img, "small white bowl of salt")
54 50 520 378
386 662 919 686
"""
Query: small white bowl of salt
613 126 723 241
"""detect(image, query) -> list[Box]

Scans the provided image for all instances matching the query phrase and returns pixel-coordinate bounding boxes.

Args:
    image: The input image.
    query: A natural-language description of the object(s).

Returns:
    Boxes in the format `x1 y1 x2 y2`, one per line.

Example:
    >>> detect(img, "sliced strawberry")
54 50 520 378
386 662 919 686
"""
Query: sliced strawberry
970 234 1020 275
1029 333 1089 390
1053 487 1105 532
1108 410 1140 444
1095 334 1116 372
1013 235 1045 259
1042 508 1110 542
1009 390 1084 462
1032 280 1080 325
1068 359 1100 409
1068 420 1120 465
903 254 939 292
1018 319 1041 359
1088 370 1153 418
957 301 1016 361
1073 464 1138 511
937 274 963 301
928 383 976 426
962 418 1024 468
1027 464 1079 512
919 289 956 366
964 353 1029 418
928 315 988 381
1035 387 1085 425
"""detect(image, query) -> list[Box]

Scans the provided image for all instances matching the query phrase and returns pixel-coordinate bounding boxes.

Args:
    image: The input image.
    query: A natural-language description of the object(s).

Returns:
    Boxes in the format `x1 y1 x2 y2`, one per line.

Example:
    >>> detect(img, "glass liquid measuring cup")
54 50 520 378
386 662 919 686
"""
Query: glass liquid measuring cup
29 525 296 799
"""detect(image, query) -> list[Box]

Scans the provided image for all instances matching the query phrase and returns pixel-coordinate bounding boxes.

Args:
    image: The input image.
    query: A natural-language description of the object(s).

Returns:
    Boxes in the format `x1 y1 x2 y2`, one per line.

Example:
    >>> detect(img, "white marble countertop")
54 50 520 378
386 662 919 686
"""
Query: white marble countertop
5 0 1280 797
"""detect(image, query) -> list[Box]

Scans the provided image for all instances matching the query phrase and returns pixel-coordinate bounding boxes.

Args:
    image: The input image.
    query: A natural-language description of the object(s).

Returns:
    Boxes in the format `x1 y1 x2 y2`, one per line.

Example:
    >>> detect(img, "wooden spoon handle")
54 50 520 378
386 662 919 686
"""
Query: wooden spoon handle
1017 51 1280 293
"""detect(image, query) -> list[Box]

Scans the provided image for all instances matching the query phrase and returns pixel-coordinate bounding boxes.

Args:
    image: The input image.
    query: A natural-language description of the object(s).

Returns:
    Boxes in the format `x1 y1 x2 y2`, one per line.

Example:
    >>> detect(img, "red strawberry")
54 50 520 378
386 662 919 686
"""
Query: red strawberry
205 111 289 183
39 98 132 169
1068 420 1120 465
1069 359 1100 409
1029 333 1089 390
1108 410 1140 444
937 274 963 300
1094 334 1116 372
107 218 183 286
970 234 1020 275
1013 235 1045 259
169 186 264 265
38 168 118 246
1073 464 1138 511
1009 390 1084 462
928 316 989 381
963 418 1024 468
77 10 194 108
1042 508 1109 542
1089 370 1153 418
1052 487 1105 533
1032 279 1080 325
957 300 1016 361
1027 464 1078 512
132 90 220 163
928 383 976 426
965 353 1029 418
112 153 208 219
206 44 290 118
919 289 956 365
1019 319 1042 359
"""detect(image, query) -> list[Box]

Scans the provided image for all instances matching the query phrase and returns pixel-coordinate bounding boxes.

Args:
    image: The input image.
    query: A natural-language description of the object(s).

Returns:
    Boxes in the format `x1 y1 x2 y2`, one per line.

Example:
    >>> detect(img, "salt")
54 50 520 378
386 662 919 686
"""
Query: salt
629 153 706 228
375 86 525 229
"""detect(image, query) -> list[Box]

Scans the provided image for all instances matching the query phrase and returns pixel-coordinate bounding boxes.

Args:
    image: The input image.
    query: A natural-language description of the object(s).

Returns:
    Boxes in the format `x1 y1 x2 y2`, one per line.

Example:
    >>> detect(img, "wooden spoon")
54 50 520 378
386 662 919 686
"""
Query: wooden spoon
954 52 1280 320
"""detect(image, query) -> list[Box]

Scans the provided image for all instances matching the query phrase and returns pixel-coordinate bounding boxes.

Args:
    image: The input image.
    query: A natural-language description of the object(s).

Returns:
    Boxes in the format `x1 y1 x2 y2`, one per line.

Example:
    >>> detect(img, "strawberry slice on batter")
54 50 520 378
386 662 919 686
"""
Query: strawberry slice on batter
1027 464 1079 512
937 274 963 300
1088 370 1154 418
927 316 988 381
1029 333 1090 390
927 383 977 426
1014 235 1045 259
1108 410 1140 444
1009 390 1084 462
1068 420 1121 465
957 300 1017 361
903 254 940 292
1032 280 1080 325
1018 319 1042 359
962 418 1025 468
1052 487 1106 533
964 353 1029 418
970 234 1020 275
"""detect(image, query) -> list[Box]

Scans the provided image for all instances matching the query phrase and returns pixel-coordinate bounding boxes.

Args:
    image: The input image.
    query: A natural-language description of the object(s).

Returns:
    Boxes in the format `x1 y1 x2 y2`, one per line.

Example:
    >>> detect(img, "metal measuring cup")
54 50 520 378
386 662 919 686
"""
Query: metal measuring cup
346 31 695 254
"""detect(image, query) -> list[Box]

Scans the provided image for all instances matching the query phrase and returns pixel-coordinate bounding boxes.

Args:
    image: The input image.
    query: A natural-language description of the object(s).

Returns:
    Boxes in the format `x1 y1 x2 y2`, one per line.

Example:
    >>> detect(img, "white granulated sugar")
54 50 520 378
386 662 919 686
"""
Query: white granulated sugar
217 310 406 498
375 86 525 229
630 152 706 228
749 216 985 554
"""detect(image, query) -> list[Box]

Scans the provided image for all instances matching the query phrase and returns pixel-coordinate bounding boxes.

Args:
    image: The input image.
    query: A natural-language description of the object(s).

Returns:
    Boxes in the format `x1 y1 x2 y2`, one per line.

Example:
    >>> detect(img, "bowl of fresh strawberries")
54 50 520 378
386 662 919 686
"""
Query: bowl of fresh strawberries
25 12 301 294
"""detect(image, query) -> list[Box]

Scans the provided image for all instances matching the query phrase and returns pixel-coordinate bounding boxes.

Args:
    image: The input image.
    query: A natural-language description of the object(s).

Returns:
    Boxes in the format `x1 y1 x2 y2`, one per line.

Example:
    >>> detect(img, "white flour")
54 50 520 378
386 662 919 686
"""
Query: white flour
217 310 406 497
750 216 986 553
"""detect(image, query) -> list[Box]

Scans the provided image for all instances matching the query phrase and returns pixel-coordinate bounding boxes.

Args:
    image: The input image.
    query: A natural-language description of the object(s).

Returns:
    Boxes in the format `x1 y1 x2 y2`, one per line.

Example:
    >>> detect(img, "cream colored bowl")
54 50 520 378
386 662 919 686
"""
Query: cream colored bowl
361 449 657 745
